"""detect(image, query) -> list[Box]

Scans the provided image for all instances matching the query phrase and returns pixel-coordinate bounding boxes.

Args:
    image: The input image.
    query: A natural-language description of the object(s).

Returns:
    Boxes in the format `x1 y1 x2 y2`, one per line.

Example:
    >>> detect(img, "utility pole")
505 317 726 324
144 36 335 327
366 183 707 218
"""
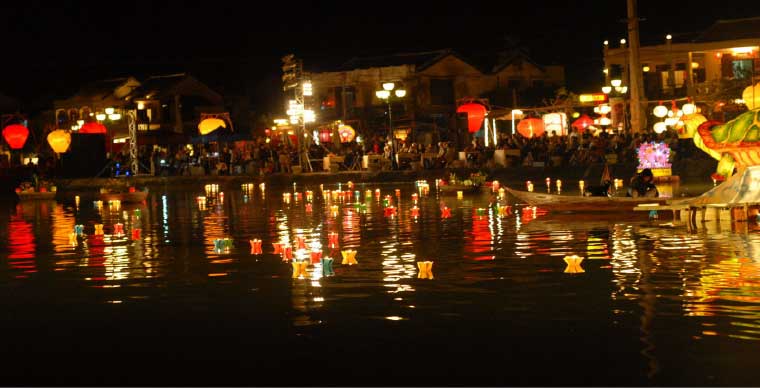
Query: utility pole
627 0 644 133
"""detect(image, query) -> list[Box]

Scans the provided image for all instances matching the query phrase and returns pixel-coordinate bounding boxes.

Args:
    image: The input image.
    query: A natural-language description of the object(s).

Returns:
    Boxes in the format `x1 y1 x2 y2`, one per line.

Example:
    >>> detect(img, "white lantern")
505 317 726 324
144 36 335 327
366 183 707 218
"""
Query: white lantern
653 122 667 134
653 105 668 118
664 117 679 126
682 103 696 115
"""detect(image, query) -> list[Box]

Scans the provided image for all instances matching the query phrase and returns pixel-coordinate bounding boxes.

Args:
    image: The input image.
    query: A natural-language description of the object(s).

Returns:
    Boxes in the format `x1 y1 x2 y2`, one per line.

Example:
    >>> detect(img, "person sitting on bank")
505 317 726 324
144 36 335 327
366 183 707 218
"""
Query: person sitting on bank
628 168 659 198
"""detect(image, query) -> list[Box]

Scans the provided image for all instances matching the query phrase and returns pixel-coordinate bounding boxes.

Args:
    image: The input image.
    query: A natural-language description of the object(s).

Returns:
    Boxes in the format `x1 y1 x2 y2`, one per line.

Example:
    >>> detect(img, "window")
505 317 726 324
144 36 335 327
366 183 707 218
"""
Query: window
430 79 454 105
733 59 754 79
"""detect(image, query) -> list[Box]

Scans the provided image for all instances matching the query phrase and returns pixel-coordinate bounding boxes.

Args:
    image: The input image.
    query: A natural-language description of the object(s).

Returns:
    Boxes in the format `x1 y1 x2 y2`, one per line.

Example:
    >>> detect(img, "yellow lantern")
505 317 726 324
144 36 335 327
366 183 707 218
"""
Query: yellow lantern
198 118 226 135
417 261 434 279
47 129 71 153
564 255 585 274
742 82 760 110
341 250 358 265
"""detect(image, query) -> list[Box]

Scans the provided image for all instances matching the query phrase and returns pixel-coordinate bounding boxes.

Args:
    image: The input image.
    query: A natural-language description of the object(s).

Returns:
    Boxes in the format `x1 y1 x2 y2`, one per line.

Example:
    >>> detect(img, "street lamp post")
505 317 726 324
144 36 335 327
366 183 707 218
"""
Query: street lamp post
601 78 629 133
375 82 406 169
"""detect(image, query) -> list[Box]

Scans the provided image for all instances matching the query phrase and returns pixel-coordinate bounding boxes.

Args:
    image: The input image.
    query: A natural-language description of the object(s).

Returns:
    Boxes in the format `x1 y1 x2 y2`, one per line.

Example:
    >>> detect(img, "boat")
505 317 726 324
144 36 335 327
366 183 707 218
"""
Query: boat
438 184 483 194
506 187 667 212
16 190 57 201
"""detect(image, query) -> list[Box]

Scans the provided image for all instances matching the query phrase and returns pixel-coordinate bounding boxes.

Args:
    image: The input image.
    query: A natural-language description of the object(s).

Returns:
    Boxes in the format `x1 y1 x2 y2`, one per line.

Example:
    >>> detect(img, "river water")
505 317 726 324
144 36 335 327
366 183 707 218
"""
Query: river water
1 180 759 385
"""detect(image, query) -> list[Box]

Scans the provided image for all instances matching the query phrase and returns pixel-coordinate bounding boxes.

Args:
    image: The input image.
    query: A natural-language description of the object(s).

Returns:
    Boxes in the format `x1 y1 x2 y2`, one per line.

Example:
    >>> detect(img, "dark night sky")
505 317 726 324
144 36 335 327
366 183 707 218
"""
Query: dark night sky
2 1 759 115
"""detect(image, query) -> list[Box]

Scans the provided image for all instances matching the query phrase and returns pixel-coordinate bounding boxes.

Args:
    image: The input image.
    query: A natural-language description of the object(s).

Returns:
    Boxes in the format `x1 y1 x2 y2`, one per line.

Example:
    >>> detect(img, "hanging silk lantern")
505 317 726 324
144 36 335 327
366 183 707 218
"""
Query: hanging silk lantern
456 102 487 133
338 125 356 142
78 122 107 134
3 124 29 149
198 118 226 135
517 118 545 138
319 129 332 143
571 114 594 133
47 129 71 153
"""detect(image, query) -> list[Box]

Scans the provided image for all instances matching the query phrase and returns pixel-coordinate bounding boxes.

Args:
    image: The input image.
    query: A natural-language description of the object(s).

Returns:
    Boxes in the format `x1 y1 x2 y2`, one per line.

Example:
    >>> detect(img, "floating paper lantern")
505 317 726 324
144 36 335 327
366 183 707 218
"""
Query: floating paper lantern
295 236 307 250
47 129 71 153
94 224 104 235
272 242 283 254
75 195 80 207
198 118 226 135
417 261 434 280
579 180 585 194
457 102 487 133
3 124 29 149
365 190 372 199
113 223 124 236
283 193 291 203
328 232 339 249
492 180 500 192
411 193 418 202
292 261 309 278
411 206 420 217
498 188 506 201
556 179 562 192
384 206 397 217
282 246 293 261
341 250 358 265
250 239 263 255
310 250 322 264
563 255 585 274
132 228 141 240
457 191 463 200
517 117 545 138
321 257 334 276
441 206 451 218
74 224 84 236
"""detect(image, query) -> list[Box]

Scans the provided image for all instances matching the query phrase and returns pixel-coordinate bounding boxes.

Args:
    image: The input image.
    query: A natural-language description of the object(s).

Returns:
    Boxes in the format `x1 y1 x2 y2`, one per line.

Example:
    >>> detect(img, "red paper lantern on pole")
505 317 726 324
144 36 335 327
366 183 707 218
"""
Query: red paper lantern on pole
517 118 545 138
319 129 331 143
571 114 594 133
2 124 29 149
79 122 107 134
456 103 487 133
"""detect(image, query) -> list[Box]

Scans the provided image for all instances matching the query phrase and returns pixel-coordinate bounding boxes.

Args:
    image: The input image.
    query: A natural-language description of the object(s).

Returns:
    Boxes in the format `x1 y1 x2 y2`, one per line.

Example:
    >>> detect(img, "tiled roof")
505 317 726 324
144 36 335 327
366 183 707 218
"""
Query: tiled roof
337 49 467 72
693 17 760 43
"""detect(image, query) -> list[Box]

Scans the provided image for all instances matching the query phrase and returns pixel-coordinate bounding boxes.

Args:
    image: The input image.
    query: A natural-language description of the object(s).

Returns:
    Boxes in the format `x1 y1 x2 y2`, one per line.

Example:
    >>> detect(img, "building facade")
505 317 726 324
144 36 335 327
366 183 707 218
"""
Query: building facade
306 49 564 147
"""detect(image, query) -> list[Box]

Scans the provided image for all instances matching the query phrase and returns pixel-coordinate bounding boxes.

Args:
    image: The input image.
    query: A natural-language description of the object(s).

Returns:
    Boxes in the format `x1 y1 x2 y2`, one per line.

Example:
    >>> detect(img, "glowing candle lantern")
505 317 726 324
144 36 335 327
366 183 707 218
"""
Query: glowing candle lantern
395 189 401 197
291 261 309 278
328 232 339 249
411 193 419 202
331 191 340 201
526 181 534 192
347 181 354 190
132 228 141 240
564 255 585 274
556 179 562 193
441 206 452 218
579 180 585 194
305 203 313 213
365 189 372 199
417 261 434 279
545 177 551 192
250 239 263 255
295 192 302 202
283 192 291 203
384 206 397 217
497 204 510 216
94 224 104 235
498 188 506 201
354 190 360 201
492 180 500 192
74 224 84 236
75 195 80 207
310 250 322 264
305 190 313 201
272 242 283 254
69 232 78 246
113 223 124 236
295 236 307 250
411 206 420 217
321 257 335 276
341 250 358 265
375 188 381 198
47 129 71 153
457 190 463 200
3 124 29 149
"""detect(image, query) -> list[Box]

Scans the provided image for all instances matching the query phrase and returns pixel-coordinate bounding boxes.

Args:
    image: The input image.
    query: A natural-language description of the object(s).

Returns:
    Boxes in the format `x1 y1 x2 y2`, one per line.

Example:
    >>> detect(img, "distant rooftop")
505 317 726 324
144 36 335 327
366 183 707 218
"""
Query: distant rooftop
337 49 457 71
693 17 760 43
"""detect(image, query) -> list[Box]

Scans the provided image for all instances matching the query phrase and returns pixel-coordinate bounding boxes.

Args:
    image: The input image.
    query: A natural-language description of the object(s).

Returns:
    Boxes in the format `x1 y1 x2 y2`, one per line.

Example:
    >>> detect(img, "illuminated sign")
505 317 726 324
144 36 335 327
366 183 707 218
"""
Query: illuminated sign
579 93 608 104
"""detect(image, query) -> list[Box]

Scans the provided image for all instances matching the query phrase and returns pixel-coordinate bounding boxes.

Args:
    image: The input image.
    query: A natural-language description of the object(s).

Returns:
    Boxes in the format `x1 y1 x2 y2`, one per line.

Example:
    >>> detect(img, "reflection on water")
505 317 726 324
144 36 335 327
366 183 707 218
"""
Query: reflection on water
1 180 760 384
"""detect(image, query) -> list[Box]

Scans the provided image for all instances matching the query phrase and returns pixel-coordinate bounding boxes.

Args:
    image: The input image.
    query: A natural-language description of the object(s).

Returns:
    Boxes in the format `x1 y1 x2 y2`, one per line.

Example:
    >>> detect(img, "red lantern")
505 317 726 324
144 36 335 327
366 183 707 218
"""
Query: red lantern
79 122 107 134
319 129 332 143
571 114 594 133
3 124 29 150
517 118 545 138
457 103 487 133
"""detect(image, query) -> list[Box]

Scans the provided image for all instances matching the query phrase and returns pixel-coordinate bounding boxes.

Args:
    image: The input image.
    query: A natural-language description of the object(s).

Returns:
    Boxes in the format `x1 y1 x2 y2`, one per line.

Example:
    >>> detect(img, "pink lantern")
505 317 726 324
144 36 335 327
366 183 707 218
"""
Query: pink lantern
457 102 487 133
